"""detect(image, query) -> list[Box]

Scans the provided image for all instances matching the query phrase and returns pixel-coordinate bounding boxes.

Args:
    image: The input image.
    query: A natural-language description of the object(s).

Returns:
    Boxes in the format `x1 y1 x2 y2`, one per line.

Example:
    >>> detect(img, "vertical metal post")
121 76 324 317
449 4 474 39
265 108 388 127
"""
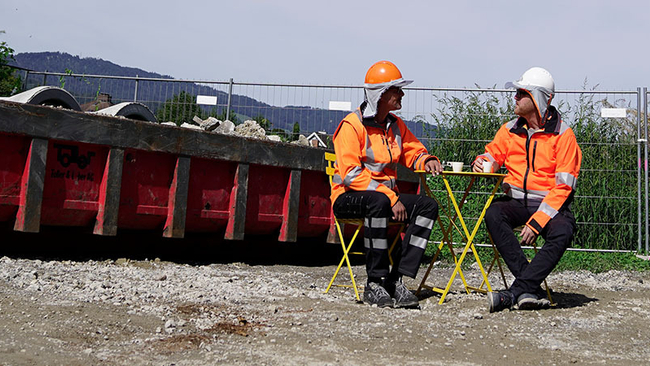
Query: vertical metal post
42 71 47 86
22 70 29 92
226 78 233 122
133 74 139 102
643 87 648 254
637 88 642 253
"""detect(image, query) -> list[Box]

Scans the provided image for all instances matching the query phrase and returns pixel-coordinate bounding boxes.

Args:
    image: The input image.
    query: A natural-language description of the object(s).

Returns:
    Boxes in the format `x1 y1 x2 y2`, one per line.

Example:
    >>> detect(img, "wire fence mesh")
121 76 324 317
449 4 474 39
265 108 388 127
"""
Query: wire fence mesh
18 71 650 252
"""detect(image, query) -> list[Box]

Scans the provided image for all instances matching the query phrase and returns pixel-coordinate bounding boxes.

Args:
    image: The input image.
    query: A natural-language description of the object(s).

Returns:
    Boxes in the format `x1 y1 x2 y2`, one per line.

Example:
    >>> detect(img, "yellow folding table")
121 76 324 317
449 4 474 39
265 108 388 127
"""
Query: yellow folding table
415 170 506 304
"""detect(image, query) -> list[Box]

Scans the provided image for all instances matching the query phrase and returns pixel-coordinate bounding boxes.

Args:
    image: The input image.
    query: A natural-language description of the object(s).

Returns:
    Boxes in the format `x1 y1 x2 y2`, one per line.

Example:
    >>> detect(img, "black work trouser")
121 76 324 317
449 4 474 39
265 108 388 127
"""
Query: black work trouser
484 196 576 299
333 191 438 280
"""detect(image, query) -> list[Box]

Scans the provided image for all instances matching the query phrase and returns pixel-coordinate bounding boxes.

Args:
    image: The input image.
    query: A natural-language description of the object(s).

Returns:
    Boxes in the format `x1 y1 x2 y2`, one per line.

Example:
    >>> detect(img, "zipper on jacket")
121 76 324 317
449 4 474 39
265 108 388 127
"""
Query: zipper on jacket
523 133 531 206
382 127 393 163
531 141 538 172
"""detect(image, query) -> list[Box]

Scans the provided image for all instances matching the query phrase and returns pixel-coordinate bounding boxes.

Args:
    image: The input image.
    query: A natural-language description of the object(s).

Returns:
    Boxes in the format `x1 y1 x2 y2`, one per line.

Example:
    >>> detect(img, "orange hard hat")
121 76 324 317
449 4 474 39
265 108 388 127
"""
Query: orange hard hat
364 61 404 85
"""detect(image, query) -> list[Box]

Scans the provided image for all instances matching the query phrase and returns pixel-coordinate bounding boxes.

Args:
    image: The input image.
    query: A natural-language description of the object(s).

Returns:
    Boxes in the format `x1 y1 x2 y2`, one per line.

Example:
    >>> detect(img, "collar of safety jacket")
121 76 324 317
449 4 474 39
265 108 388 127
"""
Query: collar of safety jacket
509 105 562 135
359 102 398 130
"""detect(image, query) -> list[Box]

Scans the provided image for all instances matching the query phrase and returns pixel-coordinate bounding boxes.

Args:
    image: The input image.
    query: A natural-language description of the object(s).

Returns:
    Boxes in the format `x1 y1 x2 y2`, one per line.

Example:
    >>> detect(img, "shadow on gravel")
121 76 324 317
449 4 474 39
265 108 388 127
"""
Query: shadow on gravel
0 223 356 267
414 288 441 302
549 291 599 309
414 288 599 310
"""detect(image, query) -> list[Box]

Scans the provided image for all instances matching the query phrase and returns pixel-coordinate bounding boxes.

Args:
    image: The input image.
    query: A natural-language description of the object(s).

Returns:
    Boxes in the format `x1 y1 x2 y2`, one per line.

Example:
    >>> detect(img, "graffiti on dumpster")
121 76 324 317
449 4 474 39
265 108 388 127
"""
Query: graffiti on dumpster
50 143 96 182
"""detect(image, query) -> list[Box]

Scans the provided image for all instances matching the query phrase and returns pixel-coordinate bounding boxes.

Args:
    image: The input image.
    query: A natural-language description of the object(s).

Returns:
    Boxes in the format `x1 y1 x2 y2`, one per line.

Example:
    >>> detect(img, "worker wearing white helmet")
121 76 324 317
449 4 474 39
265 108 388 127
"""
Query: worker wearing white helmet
473 67 582 312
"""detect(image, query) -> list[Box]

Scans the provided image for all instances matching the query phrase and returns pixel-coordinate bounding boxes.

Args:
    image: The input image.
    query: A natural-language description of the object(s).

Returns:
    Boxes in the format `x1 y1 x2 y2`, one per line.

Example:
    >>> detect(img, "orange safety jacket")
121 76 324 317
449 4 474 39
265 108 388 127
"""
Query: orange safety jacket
476 106 582 235
330 105 439 207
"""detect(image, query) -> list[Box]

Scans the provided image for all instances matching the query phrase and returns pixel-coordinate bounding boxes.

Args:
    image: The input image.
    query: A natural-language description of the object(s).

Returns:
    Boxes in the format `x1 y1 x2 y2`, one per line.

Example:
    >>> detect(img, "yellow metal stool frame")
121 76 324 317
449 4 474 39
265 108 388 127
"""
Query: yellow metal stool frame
415 170 506 304
323 152 404 301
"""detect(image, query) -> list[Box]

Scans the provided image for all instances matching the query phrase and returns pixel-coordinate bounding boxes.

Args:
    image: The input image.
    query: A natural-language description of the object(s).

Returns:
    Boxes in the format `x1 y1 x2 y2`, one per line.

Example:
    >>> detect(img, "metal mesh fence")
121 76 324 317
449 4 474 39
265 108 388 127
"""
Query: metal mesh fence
17 71 649 252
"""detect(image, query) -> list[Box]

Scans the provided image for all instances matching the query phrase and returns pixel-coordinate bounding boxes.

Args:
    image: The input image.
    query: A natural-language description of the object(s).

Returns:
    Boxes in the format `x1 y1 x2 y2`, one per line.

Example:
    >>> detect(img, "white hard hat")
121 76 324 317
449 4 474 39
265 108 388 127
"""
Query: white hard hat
505 67 555 121
506 67 555 93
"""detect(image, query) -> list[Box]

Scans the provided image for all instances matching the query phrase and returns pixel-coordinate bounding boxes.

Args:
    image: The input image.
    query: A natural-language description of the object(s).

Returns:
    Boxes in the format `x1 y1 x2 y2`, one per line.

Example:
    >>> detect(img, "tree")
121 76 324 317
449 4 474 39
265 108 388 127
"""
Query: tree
292 122 301 141
155 91 203 125
0 35 22 97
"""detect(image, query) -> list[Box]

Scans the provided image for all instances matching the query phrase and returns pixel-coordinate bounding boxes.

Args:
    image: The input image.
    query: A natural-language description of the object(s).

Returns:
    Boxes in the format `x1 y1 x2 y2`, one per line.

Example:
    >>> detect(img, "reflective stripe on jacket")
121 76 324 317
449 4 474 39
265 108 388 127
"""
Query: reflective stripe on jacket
476 106 582 234
330 105 438 207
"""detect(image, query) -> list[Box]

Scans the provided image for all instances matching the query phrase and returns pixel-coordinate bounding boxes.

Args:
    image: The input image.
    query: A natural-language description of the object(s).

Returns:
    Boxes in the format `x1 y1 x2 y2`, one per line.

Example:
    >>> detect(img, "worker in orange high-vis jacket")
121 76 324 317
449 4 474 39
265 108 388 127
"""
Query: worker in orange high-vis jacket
331 61 443 308
472 67 582 313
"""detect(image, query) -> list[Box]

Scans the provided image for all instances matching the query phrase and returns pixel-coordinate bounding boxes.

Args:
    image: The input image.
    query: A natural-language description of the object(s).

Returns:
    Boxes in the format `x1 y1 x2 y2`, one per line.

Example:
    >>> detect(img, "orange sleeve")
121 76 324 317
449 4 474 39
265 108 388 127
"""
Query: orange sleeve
397 119 438 171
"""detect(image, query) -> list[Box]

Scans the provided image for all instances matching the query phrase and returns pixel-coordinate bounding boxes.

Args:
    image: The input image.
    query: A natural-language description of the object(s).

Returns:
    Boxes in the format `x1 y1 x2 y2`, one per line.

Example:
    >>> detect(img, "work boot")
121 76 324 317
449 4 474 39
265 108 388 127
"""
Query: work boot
488 290 515 313
363 282 394 308
517 293 551 310
387 279 419 309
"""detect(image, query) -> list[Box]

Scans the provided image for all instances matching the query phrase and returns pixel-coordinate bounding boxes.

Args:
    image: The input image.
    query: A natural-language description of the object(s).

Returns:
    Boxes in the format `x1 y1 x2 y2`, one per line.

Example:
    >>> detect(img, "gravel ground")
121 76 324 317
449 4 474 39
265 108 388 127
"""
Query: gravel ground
1 235 650 366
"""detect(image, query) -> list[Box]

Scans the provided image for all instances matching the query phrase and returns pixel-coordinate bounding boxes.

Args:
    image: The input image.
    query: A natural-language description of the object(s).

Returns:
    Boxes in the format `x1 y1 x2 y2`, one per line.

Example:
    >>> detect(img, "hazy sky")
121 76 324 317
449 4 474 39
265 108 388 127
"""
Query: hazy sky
1 0 647 91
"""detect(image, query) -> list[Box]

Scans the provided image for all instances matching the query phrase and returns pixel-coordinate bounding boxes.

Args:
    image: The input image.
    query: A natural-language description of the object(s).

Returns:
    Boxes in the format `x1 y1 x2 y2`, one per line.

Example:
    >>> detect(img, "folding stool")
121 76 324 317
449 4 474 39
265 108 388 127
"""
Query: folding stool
323 152 404 301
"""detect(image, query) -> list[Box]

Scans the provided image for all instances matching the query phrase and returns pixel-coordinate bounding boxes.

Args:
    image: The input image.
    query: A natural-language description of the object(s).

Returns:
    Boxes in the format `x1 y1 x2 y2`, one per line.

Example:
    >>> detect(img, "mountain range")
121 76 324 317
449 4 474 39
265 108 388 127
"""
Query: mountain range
10 52 430 137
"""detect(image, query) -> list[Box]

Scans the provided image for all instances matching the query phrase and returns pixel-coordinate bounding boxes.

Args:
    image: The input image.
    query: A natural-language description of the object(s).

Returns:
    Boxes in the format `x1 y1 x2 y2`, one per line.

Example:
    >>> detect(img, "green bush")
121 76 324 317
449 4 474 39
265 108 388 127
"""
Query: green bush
422 89 640 253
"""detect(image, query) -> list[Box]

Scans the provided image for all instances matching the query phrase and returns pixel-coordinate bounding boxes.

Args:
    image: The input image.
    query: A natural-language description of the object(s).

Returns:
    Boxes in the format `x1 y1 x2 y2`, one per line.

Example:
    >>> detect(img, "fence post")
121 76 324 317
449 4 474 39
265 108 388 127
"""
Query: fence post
42 71 47 87
226 78 233 121
22 70 29 92
134 74 139 102
637 88 642 252
643 87 648 254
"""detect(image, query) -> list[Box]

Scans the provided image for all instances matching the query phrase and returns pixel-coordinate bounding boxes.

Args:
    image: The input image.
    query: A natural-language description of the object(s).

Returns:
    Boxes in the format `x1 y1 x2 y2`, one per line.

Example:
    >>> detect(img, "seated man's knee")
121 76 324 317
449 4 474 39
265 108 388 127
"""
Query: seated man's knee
367 192 392 216
545 215 575 244
419 196 438 218
485 203 503 228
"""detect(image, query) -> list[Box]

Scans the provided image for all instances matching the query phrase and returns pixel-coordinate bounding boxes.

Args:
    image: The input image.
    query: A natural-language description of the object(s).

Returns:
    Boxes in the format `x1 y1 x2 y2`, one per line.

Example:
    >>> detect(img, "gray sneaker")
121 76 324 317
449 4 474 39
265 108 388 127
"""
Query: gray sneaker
389 280 420 308
517 293 551 310
363 282 394 308
488 290 515 313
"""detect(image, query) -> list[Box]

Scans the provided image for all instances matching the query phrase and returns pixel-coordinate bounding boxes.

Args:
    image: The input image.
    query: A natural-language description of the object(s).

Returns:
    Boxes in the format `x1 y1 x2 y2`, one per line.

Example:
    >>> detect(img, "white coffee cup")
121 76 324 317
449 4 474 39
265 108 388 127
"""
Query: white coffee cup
451 162 463 172
483 161 493 173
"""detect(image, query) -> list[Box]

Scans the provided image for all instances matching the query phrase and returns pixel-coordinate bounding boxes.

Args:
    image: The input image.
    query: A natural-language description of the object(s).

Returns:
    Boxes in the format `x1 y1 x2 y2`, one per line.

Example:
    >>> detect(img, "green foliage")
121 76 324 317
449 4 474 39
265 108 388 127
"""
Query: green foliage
59 68 72 89
425 246 650 273
429 91 514 162
565 90 638 250
292 122 301 141
423 91 515 249
422 87 640 254
155 92 242 125
156 91 204 125
555 251 650 272
0 36 22 96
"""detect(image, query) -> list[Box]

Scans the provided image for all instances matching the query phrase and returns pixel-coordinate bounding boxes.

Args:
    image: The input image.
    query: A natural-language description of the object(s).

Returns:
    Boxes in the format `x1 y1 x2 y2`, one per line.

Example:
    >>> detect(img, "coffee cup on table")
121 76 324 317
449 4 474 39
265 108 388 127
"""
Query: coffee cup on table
450 162 463 172
483 161 493 173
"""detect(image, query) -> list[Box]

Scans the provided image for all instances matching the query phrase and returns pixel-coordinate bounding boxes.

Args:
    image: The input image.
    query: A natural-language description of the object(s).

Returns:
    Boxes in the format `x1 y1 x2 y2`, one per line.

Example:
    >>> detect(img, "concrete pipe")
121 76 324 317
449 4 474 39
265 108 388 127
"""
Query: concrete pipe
93 102 157 122
0 86 82 111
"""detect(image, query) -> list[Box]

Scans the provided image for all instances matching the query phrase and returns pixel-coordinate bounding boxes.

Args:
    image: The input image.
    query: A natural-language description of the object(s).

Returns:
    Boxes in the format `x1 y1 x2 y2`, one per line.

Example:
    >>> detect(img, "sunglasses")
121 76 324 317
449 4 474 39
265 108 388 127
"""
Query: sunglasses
515 89 529 98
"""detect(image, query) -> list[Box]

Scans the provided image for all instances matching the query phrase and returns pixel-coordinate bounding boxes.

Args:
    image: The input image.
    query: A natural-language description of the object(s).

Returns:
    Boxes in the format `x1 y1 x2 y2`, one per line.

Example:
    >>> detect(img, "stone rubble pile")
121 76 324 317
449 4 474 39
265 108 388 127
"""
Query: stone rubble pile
161 116 311 146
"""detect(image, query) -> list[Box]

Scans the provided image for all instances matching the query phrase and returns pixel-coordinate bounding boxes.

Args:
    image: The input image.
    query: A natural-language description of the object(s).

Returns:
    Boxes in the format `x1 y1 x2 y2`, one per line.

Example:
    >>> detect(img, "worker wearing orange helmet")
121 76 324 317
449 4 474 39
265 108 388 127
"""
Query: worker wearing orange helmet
472 67 582 312
330 61 443 308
